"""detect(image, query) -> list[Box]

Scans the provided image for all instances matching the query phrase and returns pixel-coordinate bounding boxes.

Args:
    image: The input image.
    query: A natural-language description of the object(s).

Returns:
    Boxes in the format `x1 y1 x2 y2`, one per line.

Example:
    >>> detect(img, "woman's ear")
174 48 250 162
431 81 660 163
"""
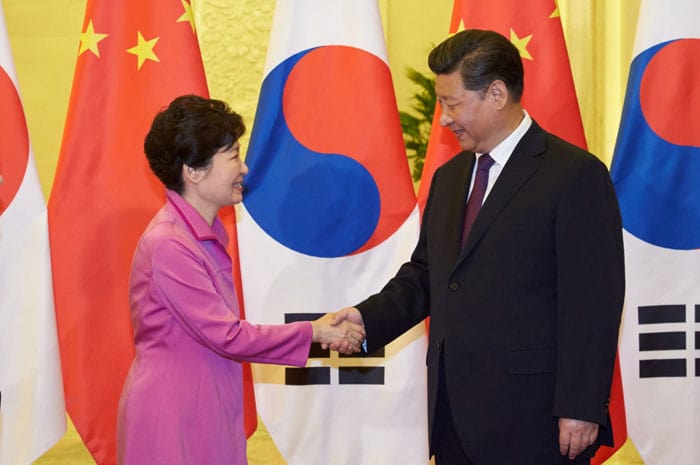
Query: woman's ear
182 164 202 183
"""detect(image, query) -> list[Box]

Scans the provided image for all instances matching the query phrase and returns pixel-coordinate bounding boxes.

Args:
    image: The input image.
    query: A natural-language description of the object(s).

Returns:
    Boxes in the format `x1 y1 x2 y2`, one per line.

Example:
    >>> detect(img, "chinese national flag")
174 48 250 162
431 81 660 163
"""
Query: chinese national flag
416 2 627 463
47 1 255 464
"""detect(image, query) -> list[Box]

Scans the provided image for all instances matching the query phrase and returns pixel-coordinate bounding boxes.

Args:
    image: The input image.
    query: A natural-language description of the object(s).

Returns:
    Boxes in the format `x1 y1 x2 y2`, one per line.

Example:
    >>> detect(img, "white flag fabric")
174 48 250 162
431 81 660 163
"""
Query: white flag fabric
610 1 700 464
237 0 429 463
0 4 66 465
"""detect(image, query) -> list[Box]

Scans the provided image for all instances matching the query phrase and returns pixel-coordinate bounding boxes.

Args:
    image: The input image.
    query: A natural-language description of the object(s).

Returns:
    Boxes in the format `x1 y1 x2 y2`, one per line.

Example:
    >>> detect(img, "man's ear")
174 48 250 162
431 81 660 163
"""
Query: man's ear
489 80 509 109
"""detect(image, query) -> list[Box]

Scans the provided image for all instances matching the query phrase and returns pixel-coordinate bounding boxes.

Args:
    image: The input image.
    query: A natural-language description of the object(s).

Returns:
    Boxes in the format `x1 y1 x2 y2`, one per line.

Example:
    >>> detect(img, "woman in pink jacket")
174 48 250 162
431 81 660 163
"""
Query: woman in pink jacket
117 95 364 465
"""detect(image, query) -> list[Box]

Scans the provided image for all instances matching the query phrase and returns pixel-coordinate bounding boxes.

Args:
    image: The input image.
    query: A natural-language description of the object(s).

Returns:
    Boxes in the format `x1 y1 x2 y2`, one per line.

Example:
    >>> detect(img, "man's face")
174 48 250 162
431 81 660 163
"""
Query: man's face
435 70 496 153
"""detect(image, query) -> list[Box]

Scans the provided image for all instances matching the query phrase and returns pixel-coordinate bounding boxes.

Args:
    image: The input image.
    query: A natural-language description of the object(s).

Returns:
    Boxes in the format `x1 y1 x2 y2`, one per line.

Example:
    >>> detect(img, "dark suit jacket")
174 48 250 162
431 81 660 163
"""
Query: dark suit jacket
356 121 625 465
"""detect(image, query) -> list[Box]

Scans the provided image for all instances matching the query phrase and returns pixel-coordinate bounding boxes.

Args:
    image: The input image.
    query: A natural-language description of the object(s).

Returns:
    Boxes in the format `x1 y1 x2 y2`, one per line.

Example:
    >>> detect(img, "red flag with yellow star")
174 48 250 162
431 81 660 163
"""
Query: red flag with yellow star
416 0 587 210
48 1 256 463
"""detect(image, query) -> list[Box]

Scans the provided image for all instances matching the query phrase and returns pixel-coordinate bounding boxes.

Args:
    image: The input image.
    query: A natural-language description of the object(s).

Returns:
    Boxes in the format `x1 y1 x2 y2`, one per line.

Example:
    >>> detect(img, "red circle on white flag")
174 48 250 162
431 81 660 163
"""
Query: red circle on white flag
641 38 700 148
0 66 29 215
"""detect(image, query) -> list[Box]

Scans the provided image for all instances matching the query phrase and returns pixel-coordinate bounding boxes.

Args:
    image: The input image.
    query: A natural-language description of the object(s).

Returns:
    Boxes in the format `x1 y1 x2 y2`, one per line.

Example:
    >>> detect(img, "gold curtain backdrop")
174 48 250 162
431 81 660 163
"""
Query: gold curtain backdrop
2 0 640 464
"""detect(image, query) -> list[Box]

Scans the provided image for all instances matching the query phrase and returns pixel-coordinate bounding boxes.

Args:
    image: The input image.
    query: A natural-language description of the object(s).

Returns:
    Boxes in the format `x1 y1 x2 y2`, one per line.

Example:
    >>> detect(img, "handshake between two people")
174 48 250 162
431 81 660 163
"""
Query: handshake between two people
311 307 365 355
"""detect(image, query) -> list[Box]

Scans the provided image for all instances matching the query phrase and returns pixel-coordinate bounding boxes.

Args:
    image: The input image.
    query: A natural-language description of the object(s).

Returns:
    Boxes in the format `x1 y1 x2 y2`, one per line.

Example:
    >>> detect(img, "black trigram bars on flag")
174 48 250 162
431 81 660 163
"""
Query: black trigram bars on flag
638 304 700 378
284 313 385 385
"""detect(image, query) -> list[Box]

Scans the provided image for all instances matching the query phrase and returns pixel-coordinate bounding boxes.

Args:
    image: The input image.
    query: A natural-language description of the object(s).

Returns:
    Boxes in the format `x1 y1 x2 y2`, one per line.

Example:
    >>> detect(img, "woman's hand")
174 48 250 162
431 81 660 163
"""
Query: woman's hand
311 312 365 354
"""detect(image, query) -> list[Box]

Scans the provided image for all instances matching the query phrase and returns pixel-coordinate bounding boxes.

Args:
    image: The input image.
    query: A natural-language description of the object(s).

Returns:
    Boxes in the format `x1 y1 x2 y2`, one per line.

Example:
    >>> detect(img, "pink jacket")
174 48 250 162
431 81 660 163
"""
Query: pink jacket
117 190 312 465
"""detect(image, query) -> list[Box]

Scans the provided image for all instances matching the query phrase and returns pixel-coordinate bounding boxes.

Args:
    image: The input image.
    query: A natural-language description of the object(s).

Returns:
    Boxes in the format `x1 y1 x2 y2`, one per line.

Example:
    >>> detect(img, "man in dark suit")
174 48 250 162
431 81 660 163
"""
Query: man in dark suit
330 29 624 465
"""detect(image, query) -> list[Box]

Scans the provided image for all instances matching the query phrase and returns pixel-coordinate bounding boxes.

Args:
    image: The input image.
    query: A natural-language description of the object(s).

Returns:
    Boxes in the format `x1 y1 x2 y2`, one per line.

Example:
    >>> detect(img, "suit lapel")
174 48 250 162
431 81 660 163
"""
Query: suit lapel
443 152 475 256
455 123 547 266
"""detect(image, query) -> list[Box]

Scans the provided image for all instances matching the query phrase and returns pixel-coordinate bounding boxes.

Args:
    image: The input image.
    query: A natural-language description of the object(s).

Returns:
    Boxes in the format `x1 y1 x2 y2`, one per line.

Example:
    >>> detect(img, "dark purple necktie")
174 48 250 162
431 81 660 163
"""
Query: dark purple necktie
461 153 495 246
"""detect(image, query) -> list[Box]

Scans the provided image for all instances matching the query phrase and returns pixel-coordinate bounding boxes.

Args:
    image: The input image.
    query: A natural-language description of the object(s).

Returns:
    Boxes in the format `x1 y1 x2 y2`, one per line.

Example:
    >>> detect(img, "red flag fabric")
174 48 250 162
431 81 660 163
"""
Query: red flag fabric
417 0 586 211
47 2 255 463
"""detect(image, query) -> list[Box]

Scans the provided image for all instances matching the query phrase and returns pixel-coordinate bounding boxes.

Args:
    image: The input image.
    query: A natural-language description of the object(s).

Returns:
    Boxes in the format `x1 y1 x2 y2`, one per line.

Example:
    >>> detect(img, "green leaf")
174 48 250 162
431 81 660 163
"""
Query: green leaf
400 67 436 182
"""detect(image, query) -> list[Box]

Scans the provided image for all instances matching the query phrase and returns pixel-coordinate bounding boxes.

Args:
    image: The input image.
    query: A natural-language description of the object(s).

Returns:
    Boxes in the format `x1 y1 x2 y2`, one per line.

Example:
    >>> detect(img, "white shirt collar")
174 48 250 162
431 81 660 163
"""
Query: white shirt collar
476 110 532 167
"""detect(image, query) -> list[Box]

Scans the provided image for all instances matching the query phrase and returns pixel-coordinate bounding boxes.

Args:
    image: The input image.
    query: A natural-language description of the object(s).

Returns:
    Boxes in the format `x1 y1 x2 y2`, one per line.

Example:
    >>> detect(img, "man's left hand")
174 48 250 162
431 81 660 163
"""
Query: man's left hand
558 417 599 460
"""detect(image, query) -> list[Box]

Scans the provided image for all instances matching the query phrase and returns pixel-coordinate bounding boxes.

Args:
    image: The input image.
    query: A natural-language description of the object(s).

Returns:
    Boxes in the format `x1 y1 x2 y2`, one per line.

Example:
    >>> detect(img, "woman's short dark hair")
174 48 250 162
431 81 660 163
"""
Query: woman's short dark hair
428 29 524 102
144 94 246 193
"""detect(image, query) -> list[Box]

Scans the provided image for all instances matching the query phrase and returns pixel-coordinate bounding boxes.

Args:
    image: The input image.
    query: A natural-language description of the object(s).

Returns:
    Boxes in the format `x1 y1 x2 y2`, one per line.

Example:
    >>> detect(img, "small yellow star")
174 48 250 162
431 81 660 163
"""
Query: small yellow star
126 31 160 70
79 20 108 57
177 0 196 33
510 28 533 61
550 6 560 18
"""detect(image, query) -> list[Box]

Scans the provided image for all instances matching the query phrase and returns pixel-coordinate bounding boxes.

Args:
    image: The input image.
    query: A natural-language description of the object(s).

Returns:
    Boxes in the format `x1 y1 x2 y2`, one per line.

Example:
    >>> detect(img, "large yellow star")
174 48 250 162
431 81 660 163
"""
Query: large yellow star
177 0 196 34
550 6 560 19
79 20 108 57
510 28 533 61
126 31 160 70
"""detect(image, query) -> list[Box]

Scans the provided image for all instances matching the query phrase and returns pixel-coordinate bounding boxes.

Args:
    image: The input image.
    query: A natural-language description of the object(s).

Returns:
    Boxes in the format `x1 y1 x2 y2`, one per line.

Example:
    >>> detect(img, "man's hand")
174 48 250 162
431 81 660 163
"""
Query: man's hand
322 307 365 354
311 312 364 354
558 417 599 460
